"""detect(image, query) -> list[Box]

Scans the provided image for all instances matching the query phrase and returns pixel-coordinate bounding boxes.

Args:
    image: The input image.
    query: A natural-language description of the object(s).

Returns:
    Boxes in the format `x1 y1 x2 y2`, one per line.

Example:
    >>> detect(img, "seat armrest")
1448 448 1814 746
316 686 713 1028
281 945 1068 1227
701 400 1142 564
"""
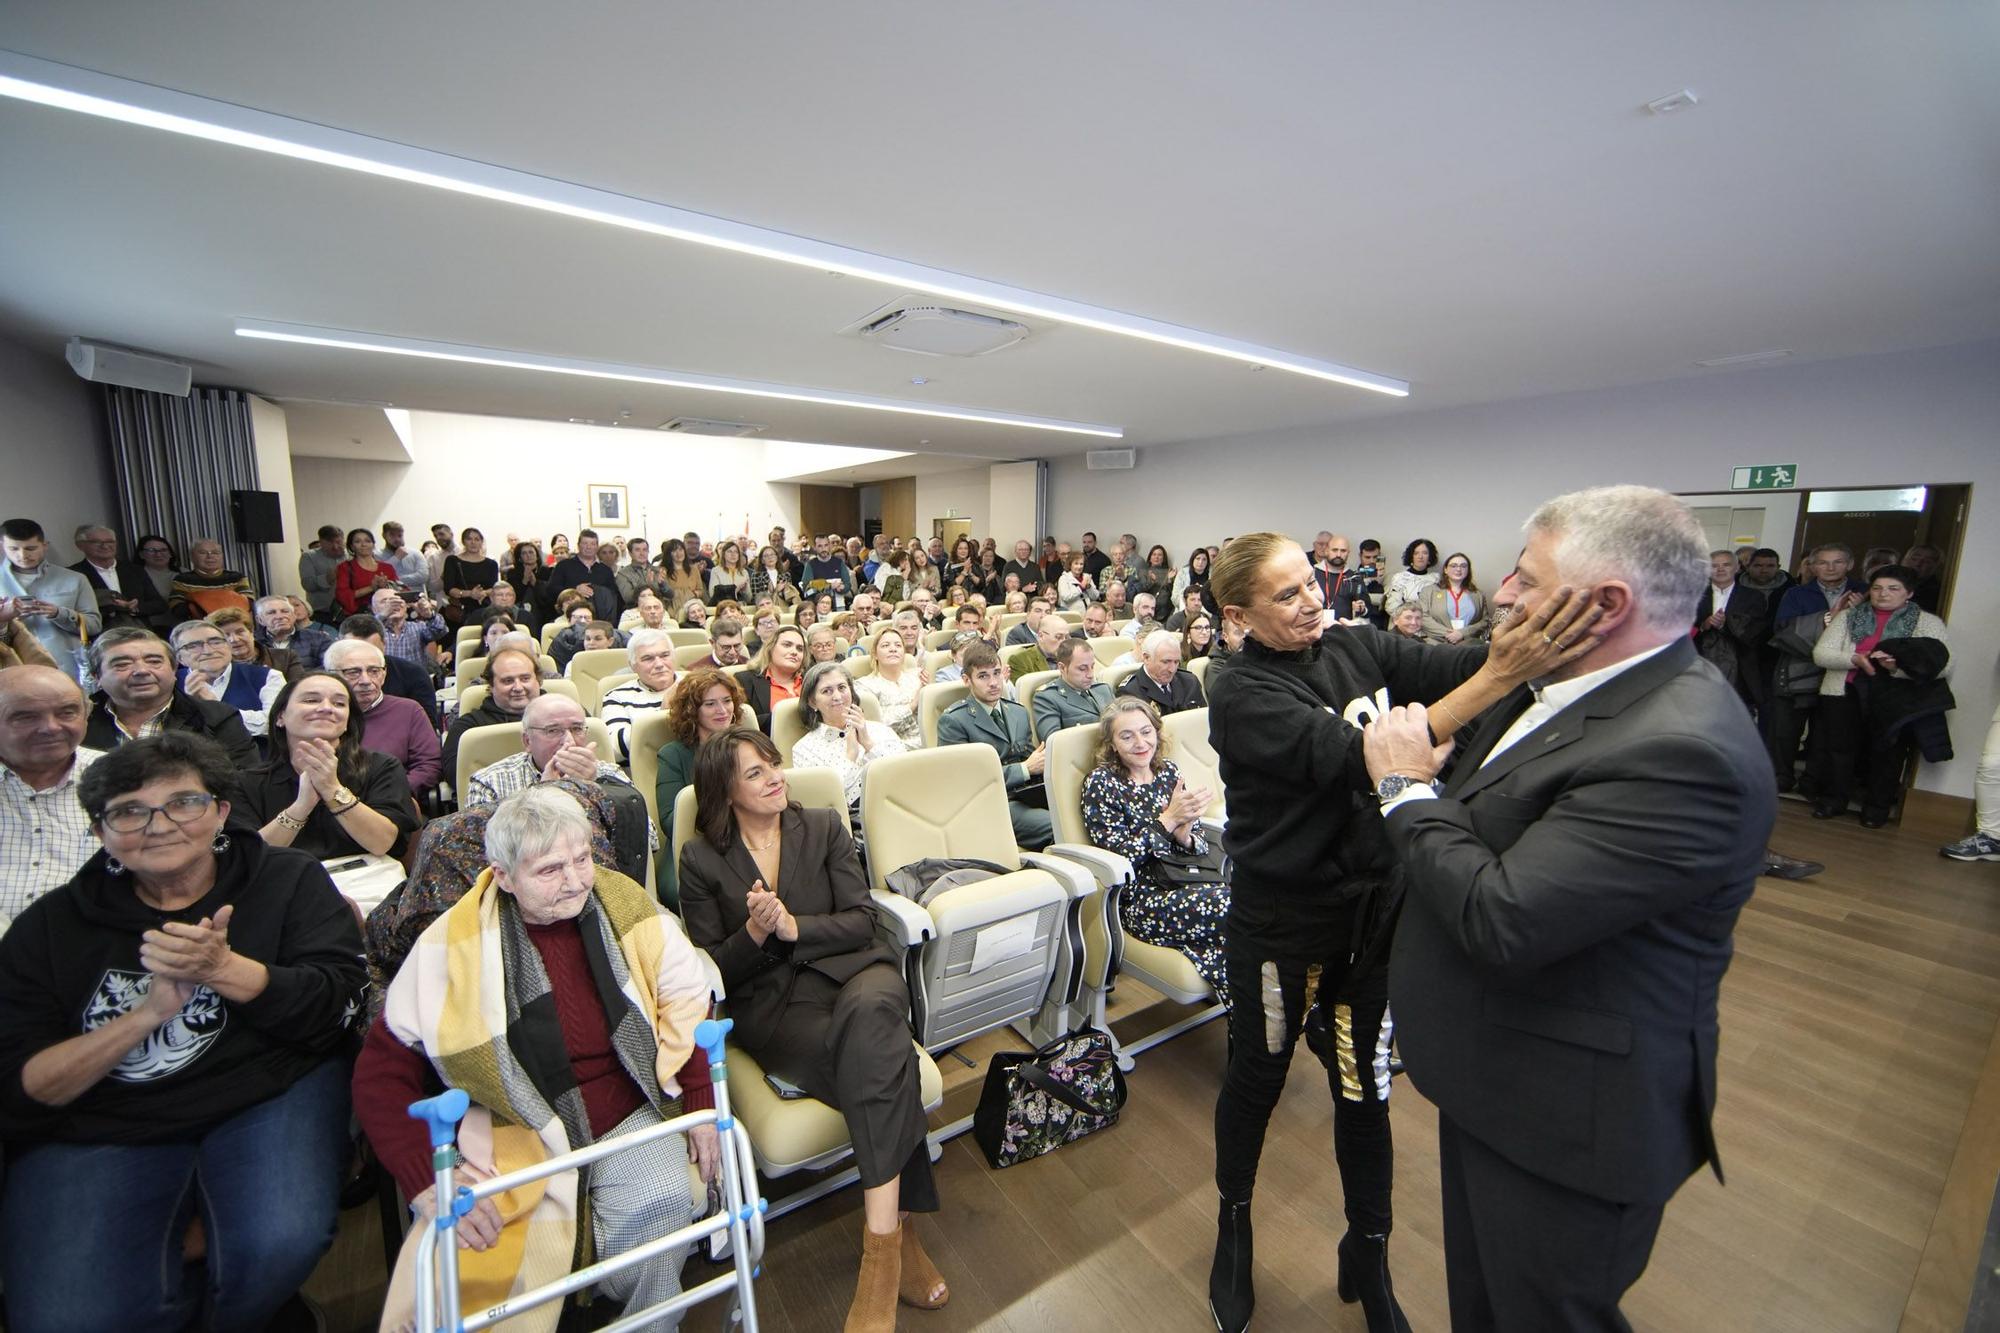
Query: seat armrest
1199 815 1226 840
869 889 934 946
1019 851 1101 900
1039 843 1132 889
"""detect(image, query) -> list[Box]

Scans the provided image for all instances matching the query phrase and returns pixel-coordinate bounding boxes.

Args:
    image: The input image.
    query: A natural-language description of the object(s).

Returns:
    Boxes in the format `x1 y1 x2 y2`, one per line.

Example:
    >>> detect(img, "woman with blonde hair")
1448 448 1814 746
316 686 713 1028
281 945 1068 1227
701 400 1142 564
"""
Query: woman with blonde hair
855 618 928 747
739 624 807 734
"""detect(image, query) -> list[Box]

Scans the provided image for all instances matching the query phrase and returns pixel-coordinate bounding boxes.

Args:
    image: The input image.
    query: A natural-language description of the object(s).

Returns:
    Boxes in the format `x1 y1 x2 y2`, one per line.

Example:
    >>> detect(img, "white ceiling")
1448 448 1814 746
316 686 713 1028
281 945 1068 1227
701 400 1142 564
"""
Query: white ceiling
2 2 1996 464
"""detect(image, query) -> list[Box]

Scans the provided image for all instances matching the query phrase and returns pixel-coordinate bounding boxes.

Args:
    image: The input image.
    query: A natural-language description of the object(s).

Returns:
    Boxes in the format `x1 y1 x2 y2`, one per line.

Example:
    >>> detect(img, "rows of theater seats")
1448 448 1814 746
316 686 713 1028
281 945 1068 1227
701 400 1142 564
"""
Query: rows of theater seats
422 600 1225 1213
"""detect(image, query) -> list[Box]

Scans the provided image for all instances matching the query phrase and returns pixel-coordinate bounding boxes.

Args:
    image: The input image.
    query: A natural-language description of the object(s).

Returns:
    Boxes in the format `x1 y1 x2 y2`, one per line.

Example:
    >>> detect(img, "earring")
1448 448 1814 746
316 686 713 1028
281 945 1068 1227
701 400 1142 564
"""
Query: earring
211 833 232 855
104 856 126 876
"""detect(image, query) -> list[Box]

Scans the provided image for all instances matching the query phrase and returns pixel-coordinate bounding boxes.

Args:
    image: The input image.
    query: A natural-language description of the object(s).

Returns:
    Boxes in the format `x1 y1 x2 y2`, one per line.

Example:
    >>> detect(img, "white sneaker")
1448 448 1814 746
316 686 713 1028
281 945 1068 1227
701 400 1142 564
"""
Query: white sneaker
1940 833 2000 862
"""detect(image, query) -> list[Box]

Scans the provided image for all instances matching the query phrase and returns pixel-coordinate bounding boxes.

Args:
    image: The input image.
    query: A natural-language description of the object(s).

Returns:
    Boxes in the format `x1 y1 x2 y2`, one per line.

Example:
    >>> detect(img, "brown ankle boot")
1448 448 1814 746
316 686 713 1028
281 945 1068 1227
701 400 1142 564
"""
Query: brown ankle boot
845 1222 902 1332
899 1221 950 1309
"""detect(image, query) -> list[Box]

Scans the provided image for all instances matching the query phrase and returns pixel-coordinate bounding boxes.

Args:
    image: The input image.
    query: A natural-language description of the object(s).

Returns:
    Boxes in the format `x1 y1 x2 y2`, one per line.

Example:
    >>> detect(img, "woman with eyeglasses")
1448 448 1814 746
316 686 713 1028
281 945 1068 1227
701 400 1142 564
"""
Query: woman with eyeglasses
236 671 420 863
0 732 366 1332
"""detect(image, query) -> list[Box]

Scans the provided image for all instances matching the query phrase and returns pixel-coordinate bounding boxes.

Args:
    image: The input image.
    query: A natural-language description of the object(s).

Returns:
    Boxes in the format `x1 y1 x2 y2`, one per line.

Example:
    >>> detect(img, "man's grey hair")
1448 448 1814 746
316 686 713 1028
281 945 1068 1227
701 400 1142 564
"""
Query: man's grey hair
1525 486 1708 634
322 638 383 670
1809 542 1854 560
87 627 168 678
1142 629 1180 660
168 620 221 652
485 785 593 876
797 660 855 730
254 593 292 613
493 631 539 658
625 627 674 664
73 524 115 543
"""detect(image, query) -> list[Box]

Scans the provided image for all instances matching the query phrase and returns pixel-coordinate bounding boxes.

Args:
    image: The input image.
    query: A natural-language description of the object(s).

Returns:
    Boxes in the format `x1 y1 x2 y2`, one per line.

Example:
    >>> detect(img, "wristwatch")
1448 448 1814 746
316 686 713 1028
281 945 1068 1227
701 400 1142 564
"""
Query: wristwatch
1375 774 1436 803
327 785 358 814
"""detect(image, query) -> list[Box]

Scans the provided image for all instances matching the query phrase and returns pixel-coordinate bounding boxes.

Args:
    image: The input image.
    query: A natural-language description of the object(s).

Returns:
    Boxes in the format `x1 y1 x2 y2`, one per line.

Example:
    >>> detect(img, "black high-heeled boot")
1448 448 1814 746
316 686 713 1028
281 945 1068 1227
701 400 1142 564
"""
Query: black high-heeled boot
1208 1197 1254 1332
1336 1231 1411 1333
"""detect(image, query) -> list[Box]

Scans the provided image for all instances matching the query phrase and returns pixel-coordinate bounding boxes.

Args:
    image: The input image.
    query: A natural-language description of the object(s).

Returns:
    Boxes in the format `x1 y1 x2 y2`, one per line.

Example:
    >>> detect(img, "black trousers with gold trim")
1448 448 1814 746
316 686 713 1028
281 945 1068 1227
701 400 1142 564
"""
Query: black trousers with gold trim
1212 910 1394 1235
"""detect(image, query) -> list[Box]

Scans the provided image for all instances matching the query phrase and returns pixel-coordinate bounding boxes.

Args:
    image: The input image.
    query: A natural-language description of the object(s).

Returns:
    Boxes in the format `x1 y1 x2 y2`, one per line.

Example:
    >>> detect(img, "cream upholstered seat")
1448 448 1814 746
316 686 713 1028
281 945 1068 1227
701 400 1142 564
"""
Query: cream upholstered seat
768 694 881 767
666 628 711 648
1013 669 1059 720
1187 655 1214 691
669 772 943 1195
452 714 614 798
922 628 957 652
454 625 485 658
456 677 580 719
628 706 756 834
672 643 717 670
858 745 1097 1051
923 649 953 677
1053 610 1084 626
565 647 632 714
1088 635 1136 668
1098 661 1142 693
916 681 969 750
995 612 1030 639
539 621 563 651
1043 721 1223 1057
1161 707 1226 820
595 670 636 703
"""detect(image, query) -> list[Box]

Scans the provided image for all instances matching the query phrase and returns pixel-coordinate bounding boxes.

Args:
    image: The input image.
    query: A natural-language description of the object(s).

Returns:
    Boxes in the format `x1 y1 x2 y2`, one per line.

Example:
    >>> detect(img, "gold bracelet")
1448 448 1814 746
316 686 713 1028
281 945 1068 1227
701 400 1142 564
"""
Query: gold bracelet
1436 698 1469 733
275 811 307 832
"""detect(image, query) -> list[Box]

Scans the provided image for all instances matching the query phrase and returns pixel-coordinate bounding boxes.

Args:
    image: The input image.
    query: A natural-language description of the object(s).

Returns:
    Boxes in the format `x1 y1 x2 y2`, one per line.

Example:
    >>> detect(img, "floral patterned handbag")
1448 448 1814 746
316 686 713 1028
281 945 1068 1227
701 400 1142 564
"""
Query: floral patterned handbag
972 1027 1128 1169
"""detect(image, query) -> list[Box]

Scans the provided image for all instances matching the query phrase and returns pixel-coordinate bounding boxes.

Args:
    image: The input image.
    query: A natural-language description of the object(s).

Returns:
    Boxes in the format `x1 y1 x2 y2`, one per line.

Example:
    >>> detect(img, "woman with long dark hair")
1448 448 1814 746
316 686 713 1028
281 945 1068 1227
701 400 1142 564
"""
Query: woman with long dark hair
237 671 420 862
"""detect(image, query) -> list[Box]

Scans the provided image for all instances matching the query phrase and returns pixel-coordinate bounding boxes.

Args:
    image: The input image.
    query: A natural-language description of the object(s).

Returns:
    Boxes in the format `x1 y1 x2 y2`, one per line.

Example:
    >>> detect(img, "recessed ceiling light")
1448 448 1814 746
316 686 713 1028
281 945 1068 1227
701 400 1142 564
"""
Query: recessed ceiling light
910 377 929 386
235 320 1124 437
1694 348 1792 368
0 49 1407 398
1646 89 1699 115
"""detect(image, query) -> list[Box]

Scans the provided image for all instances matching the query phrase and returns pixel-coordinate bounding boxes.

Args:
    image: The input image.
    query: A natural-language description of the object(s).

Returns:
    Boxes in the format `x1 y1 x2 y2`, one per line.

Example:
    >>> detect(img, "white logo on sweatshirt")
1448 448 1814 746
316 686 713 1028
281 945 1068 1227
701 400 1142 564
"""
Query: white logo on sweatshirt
83 969 226 1082
1340 686 1391 729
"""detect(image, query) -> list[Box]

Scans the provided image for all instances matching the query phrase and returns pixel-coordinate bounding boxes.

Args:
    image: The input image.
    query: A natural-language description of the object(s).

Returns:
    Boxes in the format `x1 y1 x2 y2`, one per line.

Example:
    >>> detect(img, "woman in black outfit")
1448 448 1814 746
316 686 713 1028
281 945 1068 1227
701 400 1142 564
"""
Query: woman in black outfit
503 540 549 634
237 672 421 862
1202 532 1596 1333
440 527 500 629
678 728 947 1330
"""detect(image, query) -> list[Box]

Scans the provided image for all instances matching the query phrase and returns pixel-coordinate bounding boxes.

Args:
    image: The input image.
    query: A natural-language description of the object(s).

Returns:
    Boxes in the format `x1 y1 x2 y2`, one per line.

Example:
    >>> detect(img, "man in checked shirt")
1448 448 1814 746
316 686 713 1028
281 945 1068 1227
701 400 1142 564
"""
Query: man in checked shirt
0 666 103 932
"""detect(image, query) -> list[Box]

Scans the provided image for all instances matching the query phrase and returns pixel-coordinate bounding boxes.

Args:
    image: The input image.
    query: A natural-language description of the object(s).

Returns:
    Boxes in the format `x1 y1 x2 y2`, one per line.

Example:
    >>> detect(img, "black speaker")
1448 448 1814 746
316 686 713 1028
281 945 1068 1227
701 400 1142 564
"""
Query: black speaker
230 490 285 545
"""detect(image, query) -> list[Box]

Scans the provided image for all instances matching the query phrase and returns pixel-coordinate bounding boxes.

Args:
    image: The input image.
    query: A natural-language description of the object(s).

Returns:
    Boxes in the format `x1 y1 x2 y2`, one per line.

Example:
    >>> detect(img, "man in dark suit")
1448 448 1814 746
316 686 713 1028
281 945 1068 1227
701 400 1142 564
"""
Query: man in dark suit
1691 549 1767 709
1364 486 1773 1332
68 526 167 631
936 643 1052 848
1117 629 1204 716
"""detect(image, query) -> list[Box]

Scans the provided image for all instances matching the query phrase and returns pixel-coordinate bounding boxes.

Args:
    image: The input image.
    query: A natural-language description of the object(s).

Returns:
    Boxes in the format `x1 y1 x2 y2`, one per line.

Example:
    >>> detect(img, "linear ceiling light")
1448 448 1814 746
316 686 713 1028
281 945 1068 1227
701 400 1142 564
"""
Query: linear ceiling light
0 49 1408 398
233 321 1125 438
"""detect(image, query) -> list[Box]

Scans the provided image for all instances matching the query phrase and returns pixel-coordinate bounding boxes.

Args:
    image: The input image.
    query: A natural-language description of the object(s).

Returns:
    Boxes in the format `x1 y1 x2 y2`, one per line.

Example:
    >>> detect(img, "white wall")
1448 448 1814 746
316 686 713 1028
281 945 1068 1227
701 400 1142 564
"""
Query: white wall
912 466 992 538
1046 341 2000 797
248 396 304 597
288 410 799 552
988 461 1041 550
0 336 117 563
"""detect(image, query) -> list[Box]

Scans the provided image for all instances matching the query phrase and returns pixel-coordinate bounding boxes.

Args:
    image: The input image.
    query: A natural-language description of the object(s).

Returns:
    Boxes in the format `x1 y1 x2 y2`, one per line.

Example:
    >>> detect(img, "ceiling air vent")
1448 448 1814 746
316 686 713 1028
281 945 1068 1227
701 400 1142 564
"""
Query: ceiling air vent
852 302 1029 358
1086 448 1136 471
656 416 766 437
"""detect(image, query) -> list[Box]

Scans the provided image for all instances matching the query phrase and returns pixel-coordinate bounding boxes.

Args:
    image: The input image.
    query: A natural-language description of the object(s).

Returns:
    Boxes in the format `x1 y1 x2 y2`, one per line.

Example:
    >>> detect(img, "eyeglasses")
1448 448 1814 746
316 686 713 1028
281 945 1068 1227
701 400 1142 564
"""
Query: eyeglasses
98 793 216 833
335 665 387 679
526 721 591 740
178 636 227 651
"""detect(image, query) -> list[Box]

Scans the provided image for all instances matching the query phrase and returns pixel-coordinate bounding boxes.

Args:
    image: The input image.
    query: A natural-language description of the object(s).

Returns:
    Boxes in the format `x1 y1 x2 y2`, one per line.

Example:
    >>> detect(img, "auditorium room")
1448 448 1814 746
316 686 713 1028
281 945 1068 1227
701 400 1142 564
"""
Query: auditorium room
2 5 1998 1331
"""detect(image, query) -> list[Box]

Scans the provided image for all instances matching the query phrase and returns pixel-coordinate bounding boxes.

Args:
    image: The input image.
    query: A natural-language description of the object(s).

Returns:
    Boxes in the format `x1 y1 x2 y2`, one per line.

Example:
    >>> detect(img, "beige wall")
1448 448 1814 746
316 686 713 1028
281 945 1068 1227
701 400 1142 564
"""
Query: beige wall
0 336 116 563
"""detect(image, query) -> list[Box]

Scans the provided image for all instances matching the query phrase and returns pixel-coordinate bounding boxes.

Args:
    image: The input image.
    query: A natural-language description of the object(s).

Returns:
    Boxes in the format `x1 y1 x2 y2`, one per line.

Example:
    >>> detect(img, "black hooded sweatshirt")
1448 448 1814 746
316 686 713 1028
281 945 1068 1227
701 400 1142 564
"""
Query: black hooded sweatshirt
0 836 366 1147
1207 628 1485 941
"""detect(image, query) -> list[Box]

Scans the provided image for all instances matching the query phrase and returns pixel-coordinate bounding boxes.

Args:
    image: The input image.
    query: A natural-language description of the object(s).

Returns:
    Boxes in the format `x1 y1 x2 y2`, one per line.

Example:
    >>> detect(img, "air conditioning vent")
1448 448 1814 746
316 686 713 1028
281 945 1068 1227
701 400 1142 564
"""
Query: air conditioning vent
1086 448 1136 471
847 300 1029 358
657 416 766 437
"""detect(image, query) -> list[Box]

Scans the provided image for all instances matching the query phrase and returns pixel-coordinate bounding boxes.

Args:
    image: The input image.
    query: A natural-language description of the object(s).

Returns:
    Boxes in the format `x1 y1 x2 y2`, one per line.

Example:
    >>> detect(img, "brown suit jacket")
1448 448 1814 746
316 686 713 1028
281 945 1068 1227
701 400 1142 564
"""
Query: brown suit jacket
677 804 896 1049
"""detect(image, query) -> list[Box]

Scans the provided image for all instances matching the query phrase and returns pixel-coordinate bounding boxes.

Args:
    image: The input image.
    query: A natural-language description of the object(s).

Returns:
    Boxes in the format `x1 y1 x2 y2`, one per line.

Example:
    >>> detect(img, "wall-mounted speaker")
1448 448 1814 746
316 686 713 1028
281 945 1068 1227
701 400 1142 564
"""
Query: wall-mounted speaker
230 490 285 545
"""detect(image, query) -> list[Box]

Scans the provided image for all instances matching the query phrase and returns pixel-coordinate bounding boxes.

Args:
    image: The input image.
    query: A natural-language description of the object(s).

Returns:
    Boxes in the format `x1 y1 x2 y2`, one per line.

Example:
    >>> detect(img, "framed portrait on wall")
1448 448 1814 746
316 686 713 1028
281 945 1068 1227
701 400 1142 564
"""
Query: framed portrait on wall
586 483 629 529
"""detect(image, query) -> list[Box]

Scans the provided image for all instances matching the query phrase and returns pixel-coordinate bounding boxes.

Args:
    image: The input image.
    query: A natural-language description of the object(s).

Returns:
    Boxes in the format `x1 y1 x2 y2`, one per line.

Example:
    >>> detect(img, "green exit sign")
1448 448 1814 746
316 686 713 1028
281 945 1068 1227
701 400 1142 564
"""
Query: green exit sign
1732 464 1798 491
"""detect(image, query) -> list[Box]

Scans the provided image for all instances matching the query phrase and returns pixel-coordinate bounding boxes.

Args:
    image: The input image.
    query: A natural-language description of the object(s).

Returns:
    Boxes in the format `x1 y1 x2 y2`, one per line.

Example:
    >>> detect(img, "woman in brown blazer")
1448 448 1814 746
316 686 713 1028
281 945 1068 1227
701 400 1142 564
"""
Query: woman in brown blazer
677 728 948 1331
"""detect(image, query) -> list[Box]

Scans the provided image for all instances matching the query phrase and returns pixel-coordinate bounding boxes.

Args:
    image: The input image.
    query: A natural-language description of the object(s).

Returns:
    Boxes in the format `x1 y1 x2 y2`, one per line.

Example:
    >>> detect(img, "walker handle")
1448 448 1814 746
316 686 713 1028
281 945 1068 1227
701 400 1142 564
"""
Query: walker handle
407 1088 470 1149
694 1017 733 1065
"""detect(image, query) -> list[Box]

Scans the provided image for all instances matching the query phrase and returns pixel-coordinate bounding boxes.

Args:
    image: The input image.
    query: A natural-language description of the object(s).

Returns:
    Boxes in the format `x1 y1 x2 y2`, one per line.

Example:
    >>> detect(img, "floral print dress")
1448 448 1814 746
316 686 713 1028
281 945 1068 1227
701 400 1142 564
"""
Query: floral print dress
1080 759 1230 1005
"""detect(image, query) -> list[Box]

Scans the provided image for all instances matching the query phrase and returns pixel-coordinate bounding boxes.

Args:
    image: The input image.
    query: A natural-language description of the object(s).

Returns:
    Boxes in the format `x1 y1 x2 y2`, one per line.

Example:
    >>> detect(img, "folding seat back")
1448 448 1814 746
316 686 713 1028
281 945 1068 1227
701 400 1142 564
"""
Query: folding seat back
1187 655 1213 691
769 698 808 766
667 628 711 648
1099 661 1141 693
917 681 969 749
1014 670 1059 720
923 628 958 651
539 621 562 651
672 643 716 669
565 648 632 714
923 649 953 677
1161 707 1225 819
456 677 579 718
996 612 1030 638
858 746 1079 1050
453 716 616 799
1088 635 1135 668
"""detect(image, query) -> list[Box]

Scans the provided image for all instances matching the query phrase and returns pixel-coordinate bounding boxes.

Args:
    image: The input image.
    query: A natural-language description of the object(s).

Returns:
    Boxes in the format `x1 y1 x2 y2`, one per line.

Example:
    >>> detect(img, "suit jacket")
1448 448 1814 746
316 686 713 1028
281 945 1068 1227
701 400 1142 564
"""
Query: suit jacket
1117 667 1204 716
69 559 169 631
677 805 897 1050
1385 638 1772 1205
739 670 788 734
381 652 441 729
1691 583 1767 702
936 697 1040 789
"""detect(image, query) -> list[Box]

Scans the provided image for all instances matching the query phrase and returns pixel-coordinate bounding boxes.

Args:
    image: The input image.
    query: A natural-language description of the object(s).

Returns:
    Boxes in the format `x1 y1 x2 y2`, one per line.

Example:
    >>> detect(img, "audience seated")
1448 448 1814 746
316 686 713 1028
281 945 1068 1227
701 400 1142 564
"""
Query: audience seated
0 665 103 931
354 785 716 1329
1387 602 1428 642
1117 630 1204 716
793 660 906 806
338 615 442 729
740 625 807 734
678 729 948 1326
82 628 260 769
440 644 544 783
629 586 671 630
805 622 842 665
1164 585 1206 632
854 622 926 747
464 693 637 810
170 619 284 739
1 519 100 681
1081 696 1228 1001
695 616 751 672
653 668 746 905
69 524 168 632
0 733 363 1332
1182 613 1216 661
1008 613 1073 679
1081 603 1112 638
237 671 420 862
210 605 300 683
255 593 331 670
1033 636 1112 741
601 628 680 762
562 620 627 674
936 643 1052 848
324 638 441 792
1005 597 1051 647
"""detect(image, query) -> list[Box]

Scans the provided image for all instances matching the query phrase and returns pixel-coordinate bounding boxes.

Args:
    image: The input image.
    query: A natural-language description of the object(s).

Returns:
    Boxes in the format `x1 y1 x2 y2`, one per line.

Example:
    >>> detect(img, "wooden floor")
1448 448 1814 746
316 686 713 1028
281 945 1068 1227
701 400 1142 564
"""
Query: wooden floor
309 797 2000 1332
